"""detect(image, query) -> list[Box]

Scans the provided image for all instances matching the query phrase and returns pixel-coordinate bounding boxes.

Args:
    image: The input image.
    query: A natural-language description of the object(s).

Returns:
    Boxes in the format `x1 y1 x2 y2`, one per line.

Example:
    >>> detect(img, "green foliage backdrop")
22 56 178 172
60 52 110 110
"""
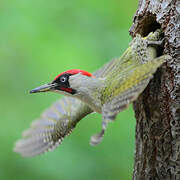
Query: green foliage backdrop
0 0 137 179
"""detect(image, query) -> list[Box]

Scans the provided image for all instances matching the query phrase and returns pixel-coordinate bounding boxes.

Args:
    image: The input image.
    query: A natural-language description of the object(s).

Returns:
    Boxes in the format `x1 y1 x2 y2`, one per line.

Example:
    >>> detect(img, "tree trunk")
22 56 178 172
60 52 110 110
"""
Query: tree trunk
129 0 180 179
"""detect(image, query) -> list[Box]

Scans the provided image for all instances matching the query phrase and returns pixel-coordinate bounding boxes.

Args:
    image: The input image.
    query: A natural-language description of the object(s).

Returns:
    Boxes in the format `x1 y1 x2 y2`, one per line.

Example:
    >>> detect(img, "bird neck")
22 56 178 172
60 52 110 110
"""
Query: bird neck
69 74 104 113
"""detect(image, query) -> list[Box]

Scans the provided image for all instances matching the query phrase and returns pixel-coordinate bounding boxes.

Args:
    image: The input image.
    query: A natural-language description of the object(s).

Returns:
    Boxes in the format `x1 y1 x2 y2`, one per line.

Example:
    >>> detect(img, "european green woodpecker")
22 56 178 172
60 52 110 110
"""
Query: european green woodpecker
14 30 170 157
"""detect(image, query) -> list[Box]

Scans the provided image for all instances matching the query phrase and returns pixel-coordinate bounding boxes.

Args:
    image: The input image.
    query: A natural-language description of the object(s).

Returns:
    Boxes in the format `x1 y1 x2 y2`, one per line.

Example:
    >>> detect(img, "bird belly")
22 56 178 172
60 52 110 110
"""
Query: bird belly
75 94 102 114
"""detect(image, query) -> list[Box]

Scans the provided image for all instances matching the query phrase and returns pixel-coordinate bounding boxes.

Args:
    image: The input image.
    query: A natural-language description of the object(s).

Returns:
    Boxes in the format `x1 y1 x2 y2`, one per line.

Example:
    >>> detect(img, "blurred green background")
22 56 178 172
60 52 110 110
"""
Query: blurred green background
0 0 138 179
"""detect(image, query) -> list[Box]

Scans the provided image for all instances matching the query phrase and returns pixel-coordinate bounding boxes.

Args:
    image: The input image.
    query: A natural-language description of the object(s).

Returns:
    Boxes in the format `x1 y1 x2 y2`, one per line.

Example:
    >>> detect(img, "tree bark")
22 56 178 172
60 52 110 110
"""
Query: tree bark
129 0 180 179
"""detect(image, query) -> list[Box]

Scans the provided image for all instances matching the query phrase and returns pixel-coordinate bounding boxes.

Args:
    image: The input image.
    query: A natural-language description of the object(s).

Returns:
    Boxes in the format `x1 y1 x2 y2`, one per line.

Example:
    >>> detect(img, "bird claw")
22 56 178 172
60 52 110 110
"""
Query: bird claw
90 129 105 146
147 38 165 47
90 117 111 146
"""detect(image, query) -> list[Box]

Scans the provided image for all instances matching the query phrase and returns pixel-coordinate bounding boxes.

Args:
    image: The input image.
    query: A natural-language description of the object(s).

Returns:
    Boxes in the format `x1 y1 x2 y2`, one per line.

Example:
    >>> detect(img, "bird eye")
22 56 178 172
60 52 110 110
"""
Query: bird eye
60 76 67 83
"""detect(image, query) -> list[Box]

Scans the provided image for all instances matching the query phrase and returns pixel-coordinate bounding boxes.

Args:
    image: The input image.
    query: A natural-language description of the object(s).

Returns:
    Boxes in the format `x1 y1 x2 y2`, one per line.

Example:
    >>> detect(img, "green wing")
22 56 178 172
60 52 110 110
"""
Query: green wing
90 55 168 146
14 97 92 157
103 55 167 113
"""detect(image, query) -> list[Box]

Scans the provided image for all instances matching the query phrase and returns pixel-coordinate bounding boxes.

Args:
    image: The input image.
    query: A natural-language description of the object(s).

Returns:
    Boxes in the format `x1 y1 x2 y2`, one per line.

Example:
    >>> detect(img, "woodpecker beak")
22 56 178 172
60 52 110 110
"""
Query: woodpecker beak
30 83 57 93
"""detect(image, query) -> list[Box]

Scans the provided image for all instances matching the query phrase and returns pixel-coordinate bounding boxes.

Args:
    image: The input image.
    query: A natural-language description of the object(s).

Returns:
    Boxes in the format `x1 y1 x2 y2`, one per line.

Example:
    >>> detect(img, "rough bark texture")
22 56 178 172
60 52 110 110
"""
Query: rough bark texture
129 0 180 179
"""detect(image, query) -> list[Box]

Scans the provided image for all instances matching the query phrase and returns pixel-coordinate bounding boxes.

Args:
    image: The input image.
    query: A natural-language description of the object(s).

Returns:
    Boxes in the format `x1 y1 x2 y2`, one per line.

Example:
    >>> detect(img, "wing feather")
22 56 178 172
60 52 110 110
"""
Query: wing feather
14 97 92 157
103 55 167 120
90 55 167 146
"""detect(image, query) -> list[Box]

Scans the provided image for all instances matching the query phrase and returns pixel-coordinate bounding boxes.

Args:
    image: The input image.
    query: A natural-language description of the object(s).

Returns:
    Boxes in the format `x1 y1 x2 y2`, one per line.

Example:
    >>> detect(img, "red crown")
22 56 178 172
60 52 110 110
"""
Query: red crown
54 69 94 80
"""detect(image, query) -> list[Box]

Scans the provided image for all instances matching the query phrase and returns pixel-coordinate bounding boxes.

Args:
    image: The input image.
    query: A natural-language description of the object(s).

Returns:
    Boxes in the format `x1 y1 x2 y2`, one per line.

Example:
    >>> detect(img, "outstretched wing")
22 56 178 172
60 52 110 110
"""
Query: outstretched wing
90 55 168 146
14 97 92 157
102 55 167 119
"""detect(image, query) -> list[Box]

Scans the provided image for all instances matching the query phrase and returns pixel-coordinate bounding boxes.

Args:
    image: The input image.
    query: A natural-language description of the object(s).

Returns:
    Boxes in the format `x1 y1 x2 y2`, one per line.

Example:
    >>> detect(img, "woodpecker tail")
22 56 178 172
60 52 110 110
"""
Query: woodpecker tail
14 97 92 157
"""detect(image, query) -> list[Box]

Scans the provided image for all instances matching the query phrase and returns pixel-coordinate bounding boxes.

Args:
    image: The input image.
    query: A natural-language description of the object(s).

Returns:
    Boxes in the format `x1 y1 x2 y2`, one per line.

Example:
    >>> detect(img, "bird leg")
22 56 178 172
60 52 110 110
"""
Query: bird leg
90 117 113 146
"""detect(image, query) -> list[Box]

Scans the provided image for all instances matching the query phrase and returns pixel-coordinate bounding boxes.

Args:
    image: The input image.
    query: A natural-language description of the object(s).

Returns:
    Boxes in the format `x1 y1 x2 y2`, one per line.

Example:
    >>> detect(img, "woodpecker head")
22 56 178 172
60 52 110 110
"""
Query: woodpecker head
30 69 95 96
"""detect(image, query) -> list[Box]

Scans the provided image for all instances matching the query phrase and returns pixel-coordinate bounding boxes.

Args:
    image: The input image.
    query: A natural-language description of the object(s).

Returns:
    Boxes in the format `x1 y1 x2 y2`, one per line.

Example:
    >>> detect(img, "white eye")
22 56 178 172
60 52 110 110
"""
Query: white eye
60 76 67 83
